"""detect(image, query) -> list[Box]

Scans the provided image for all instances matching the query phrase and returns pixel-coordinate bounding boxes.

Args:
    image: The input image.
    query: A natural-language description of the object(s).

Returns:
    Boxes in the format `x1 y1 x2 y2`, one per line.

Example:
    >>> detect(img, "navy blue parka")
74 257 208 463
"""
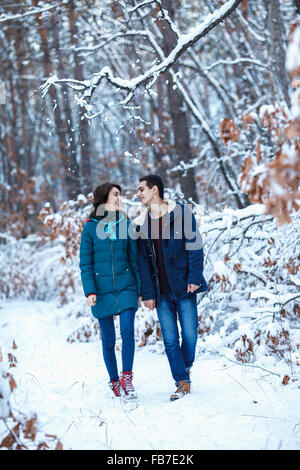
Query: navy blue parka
134 200 208 304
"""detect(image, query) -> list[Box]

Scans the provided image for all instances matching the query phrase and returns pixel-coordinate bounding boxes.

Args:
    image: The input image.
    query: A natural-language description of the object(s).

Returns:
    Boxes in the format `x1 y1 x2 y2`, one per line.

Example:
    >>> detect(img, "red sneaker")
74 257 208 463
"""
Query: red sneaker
120 371 137 399
109 379 122 397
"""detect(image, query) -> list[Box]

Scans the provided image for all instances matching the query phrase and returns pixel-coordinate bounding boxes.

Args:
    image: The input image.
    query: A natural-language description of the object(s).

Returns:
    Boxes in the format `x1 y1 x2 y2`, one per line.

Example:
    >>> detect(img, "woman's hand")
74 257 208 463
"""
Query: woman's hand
138 296 143 308
86 294 96 307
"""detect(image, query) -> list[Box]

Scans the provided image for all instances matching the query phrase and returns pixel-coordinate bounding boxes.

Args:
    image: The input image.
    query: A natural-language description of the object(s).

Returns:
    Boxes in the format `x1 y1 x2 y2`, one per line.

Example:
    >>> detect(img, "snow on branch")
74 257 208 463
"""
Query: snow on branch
0 2 64 24
205 57 269 71
251 291 300 309
121 0 158 15
40 0 243 104
75 30 150 54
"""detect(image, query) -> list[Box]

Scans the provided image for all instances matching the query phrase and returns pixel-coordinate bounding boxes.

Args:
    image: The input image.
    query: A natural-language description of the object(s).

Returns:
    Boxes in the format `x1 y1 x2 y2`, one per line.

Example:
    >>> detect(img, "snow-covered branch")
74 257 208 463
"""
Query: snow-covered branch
122 0 158 15
205 57 270 72
75 30 150 53
0 2 63 24
40 0 243 101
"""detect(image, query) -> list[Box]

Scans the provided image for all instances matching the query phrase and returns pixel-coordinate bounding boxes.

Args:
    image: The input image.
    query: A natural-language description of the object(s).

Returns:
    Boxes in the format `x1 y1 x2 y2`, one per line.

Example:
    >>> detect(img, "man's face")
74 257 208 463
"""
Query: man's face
137 180 155 206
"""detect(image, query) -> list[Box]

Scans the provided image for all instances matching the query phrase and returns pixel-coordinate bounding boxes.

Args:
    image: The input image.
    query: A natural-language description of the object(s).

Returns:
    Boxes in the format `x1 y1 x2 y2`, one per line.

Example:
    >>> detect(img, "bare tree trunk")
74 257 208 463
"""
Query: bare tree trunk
266 0 291 107
152 74 170 182
67 1 92 196
14 24 31 177
33 0 78 199
50 13 80 189
159 0 198 202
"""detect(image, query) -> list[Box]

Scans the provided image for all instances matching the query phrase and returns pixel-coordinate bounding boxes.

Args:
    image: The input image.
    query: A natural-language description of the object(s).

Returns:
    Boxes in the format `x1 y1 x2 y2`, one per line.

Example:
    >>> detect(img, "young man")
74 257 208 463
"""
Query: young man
135 175 208 401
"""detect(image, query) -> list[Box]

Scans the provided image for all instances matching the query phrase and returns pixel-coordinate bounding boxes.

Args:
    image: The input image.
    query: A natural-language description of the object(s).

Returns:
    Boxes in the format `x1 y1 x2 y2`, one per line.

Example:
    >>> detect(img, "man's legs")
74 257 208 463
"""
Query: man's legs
176 293 198 371
156 294 190 384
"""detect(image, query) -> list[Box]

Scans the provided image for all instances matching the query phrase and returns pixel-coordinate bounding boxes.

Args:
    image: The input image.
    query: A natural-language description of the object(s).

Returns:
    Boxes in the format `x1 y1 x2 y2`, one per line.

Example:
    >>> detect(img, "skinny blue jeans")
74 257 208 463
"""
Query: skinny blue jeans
156 293 198 385
98 308 136 382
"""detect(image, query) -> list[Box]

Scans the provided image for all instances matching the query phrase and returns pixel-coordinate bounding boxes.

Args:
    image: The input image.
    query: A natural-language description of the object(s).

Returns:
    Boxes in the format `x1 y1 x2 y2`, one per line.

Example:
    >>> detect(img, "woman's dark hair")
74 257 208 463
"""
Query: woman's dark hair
139 174 164 199
89 182 122 217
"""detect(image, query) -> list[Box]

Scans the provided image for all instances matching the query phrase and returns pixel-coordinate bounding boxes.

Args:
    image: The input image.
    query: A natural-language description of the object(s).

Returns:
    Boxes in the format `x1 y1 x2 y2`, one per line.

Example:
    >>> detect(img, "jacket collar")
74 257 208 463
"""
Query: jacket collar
134 199 176 227
134 199 183 239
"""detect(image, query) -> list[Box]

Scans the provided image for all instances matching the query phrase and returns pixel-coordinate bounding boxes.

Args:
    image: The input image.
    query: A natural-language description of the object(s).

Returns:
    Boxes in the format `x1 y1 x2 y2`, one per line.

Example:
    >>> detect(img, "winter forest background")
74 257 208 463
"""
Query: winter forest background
0 0 300 451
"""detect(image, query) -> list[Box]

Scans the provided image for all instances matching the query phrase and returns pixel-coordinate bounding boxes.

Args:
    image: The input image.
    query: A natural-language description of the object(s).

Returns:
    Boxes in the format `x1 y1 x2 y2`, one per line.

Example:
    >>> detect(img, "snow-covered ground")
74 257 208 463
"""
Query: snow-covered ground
1 299 299 450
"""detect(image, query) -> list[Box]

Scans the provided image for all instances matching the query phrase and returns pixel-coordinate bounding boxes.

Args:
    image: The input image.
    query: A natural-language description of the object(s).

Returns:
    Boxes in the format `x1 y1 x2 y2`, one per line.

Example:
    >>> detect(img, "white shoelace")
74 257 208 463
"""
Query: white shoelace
123 374 135 392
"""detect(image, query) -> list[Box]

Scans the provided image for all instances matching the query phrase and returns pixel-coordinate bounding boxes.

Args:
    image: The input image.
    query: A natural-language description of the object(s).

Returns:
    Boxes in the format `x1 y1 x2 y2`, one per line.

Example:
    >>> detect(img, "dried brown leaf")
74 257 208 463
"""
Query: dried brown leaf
55 440 63 450
23 414 37 441
9 374 17 392
282 375 290 385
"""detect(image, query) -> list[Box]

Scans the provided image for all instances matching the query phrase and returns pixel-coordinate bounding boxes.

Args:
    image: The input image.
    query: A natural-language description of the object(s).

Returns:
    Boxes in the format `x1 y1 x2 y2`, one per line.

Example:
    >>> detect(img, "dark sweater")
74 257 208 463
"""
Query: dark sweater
149 213 171 295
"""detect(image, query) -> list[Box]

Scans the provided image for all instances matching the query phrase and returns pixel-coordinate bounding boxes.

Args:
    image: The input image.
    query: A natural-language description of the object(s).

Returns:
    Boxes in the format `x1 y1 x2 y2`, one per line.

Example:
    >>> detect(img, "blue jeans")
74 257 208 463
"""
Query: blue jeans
98 308 136 382
156 293 198 385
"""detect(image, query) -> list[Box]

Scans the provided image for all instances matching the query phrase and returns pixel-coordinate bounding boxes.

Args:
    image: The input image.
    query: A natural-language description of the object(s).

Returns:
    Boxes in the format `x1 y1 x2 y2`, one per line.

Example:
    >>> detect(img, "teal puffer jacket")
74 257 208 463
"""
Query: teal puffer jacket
79 212 141 319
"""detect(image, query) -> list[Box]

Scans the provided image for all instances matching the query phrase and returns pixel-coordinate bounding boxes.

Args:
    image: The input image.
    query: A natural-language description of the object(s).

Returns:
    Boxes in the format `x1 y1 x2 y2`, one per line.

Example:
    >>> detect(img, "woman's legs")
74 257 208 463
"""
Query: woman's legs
119 308 136 372
98 308 136 382
98 316 118 382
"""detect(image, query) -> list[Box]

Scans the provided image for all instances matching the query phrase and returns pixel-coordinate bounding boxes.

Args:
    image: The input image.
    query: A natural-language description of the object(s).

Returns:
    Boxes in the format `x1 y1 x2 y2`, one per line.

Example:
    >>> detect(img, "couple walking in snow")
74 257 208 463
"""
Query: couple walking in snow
79 175 208 401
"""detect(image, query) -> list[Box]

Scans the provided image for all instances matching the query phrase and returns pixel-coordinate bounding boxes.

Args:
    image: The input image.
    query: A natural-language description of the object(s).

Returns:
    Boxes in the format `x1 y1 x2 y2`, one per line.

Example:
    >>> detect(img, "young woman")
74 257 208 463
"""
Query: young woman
79 183 141 399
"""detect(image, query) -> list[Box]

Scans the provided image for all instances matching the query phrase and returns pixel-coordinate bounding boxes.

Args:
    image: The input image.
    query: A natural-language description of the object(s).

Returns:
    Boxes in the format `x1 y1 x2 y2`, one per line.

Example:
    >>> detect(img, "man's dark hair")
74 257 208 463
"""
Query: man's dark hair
139 174 164 199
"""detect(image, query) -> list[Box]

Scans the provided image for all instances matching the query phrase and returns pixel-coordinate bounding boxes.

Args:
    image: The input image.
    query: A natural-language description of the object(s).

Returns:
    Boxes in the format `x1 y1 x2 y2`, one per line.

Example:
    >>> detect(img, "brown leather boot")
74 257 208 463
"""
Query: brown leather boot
170 380 191 401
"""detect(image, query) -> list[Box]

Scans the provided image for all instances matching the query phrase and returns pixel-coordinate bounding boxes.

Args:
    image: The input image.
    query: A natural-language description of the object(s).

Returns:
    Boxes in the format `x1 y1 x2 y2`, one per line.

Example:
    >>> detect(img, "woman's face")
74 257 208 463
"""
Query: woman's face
105 187 121 211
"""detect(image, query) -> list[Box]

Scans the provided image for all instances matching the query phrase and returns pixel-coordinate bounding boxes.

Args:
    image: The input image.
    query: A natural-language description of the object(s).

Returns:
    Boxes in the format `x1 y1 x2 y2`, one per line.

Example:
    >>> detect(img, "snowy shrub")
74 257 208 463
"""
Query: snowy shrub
135 304 162 348
197 205 300 367
0 194 92 305
0 363 16 420
0 355 62 450
0 234 39 300
38 194 92 305
67 318 100 343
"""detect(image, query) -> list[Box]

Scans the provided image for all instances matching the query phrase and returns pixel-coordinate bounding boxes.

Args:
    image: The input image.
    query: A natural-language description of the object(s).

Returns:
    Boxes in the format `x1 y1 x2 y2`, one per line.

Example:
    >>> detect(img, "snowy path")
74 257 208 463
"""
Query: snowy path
1 300 299 450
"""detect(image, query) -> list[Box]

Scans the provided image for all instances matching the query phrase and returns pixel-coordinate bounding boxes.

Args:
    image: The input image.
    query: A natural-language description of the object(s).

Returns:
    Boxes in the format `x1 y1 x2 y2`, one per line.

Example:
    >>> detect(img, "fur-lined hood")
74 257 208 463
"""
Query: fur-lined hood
133 199 177 227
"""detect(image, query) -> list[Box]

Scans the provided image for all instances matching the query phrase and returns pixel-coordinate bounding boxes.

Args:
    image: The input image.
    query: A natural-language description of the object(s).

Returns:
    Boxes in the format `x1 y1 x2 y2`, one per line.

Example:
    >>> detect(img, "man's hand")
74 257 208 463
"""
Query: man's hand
143 299 156 310
138 296 143 308
187 284 199 293
86 294 96 307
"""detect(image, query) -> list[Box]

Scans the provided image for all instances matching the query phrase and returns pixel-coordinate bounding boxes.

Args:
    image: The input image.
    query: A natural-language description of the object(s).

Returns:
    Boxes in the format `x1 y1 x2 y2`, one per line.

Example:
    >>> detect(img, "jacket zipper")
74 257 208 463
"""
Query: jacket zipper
110 240 121 313
150 240 161 298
